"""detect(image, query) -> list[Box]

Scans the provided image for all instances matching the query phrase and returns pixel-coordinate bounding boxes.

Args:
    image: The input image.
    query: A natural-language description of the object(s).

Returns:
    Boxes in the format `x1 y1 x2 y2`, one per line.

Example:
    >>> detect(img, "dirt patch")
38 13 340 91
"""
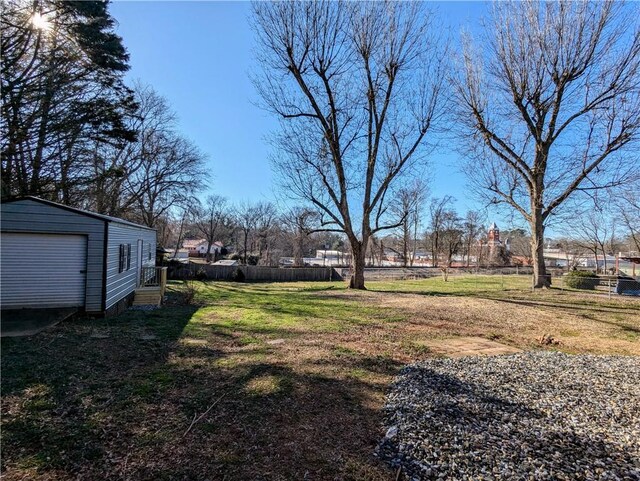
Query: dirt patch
328 289 640 356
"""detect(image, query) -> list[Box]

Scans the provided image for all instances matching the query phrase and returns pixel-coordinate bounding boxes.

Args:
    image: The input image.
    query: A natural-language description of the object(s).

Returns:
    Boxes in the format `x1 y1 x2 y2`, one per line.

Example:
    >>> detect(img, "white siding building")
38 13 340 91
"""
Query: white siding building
1 197 156 315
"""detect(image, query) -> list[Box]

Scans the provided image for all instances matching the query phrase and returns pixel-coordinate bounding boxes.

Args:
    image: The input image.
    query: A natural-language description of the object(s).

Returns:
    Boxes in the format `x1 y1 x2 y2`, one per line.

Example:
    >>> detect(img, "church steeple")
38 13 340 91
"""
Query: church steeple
488 222 500 243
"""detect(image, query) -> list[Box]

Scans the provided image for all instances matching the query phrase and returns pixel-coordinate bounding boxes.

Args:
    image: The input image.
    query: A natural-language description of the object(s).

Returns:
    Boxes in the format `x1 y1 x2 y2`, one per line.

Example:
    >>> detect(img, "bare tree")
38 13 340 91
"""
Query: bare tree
461 210 484 267
439 211 463 269
235 201 258 265
172 208 189 258
235 201 278 265
392 180 428 267
254 202 278 265
191 195 228 262
612 183 640 252
440 210 464 281
574 209 616 273
253 1 447 288
425 196 455 267
455 1 640 287
555 238 589 270
89 81 177 217
114 86 207 227
281 207 318 267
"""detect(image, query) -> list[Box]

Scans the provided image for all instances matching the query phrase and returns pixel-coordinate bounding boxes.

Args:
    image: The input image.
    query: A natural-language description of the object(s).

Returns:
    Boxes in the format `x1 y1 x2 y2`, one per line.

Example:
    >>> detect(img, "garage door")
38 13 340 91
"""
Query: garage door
1 233 87 308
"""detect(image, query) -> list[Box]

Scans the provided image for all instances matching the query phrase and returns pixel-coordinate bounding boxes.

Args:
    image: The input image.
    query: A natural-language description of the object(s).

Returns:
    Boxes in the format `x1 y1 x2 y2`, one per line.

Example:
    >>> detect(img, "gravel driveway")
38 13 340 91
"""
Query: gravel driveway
377 352 640 481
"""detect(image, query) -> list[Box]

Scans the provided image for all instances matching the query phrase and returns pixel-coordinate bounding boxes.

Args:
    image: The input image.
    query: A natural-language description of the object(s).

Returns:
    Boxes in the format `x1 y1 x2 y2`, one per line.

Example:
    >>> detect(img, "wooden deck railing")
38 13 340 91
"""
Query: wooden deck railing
140 266 168 295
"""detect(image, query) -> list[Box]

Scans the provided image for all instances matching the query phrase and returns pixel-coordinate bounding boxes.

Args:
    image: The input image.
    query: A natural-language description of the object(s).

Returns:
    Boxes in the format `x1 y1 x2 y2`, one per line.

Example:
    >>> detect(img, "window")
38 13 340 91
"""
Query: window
148 243 152 261
119 243 131 273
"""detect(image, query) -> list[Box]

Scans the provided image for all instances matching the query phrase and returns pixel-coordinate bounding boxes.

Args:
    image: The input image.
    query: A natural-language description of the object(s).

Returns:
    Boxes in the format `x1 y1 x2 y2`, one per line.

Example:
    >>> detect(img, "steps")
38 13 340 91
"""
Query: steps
133 287 162 306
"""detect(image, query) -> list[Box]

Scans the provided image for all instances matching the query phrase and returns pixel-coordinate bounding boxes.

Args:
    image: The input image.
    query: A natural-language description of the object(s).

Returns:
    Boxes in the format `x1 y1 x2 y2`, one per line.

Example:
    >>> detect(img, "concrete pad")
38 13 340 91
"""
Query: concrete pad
1 308 77 337
419 336 522 358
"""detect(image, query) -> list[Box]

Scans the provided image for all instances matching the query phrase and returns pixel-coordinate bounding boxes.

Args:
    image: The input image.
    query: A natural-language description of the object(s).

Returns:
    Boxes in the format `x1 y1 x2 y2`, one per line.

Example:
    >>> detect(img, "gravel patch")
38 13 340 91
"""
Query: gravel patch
377 352 640 481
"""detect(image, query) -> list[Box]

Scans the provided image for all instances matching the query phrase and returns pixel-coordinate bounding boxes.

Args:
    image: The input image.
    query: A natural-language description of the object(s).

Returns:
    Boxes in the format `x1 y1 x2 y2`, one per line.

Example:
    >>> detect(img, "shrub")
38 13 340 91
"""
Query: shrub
246 255 259 266
195 268 208 281
231 268 245 282
565 270 599 290
182 280 197 305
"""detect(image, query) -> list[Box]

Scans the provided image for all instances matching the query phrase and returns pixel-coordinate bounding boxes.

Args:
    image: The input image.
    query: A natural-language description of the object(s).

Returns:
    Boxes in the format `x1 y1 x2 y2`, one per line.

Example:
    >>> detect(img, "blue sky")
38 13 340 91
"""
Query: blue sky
109 1 509 225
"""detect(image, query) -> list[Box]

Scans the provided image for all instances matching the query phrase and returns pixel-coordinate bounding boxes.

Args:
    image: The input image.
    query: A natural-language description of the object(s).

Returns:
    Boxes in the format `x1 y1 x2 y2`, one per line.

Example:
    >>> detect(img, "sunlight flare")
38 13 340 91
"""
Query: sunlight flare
31 12 51 31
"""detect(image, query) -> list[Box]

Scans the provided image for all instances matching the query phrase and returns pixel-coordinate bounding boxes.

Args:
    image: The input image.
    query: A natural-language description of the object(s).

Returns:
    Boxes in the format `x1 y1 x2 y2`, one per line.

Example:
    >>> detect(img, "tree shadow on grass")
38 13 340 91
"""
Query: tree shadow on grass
482 296 640 314
0 305 198 477
127 359 397 481
1 302 402 481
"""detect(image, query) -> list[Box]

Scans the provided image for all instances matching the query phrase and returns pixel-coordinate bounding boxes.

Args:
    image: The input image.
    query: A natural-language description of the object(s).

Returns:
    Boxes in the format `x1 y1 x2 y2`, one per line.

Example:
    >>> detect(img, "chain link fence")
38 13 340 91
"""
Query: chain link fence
335 267 640 298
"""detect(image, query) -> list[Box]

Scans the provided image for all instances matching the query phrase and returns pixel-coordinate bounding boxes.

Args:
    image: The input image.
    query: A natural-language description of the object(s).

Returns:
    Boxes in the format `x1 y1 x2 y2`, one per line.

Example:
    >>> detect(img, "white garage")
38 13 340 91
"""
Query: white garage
1 233 88 308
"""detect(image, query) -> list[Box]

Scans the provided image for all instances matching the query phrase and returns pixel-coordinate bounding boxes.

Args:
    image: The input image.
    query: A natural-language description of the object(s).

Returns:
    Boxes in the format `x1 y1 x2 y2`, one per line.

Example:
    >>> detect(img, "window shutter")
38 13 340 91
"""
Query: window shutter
119 244 124 273
127 244 131 270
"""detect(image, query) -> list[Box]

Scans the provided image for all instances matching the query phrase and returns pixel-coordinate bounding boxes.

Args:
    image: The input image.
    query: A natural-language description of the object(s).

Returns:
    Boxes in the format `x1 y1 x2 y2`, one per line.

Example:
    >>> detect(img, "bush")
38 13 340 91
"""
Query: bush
565 270 599 290
182 280 197 305
195 268 208 281
231 268 245 282
246 255 259 266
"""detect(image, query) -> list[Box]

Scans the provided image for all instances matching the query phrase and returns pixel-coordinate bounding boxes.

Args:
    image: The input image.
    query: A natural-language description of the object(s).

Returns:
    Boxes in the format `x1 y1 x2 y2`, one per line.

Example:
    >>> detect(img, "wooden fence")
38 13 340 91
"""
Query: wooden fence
168 262 341 282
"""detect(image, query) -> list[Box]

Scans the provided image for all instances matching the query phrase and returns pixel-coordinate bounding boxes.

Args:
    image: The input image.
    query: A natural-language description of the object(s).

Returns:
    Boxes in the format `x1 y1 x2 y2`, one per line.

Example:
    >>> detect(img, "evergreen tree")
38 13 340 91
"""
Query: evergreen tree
1 0 136 201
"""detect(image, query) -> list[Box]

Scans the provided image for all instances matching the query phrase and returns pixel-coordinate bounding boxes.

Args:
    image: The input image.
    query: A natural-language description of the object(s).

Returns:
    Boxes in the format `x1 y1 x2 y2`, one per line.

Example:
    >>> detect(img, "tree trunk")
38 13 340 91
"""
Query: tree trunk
349 243 367 289
531 213 550 288
601 244 608 273
293 233 304 267
174 213 186 258
402 220 409 268
205 239 213 263
243 231 249 265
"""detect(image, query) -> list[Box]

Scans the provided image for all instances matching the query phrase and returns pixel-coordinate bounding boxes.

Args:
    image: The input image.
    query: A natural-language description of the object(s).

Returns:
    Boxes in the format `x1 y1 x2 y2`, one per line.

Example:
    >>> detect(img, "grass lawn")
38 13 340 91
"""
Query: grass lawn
2 277 639 480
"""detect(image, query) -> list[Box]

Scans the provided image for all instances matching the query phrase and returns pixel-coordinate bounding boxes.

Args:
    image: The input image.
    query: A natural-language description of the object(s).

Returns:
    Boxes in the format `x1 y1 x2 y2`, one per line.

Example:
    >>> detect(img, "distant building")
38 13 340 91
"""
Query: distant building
212 259 238 266
280 249 351 267
182 238 223 257
1 196 156 315
478 222 510 266
487 222 500 245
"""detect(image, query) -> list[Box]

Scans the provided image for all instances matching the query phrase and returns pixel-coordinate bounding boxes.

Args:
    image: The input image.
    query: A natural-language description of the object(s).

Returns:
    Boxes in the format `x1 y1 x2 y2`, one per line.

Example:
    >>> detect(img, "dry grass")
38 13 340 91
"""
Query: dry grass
2 278 638 480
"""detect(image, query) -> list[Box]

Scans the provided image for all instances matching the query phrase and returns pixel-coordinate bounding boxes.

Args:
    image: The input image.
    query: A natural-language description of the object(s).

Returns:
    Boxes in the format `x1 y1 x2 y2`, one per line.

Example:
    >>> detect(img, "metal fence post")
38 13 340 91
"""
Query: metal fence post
608 277 612 300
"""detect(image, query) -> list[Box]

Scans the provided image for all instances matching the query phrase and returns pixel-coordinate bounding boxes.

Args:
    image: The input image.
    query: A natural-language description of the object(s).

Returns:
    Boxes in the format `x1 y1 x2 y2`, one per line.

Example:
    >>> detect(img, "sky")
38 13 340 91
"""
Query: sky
109 1 509 225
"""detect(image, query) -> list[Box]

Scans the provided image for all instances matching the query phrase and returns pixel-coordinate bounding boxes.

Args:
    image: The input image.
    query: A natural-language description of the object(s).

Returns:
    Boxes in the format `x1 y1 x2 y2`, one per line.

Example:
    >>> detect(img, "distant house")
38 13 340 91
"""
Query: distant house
1 197 157 315
182 238 206 256
195 241 223 256
182 239 223 257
